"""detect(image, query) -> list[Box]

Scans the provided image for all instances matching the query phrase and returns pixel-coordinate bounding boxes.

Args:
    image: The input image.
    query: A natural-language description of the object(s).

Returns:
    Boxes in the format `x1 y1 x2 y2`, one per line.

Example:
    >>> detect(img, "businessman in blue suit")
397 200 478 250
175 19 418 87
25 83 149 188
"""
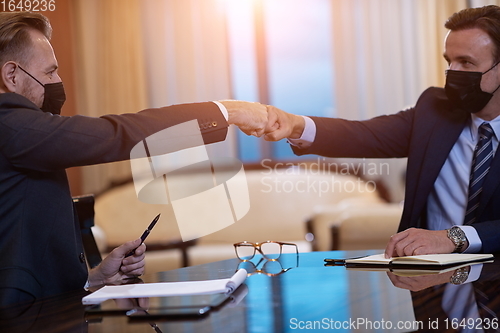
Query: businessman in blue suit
264 6 500 257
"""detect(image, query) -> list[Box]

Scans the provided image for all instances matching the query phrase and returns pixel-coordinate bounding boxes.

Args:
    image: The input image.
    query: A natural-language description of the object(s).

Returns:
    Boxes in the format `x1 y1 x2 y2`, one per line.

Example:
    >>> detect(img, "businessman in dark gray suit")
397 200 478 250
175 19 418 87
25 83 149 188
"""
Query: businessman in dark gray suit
0 12 268 305
264 6 500 257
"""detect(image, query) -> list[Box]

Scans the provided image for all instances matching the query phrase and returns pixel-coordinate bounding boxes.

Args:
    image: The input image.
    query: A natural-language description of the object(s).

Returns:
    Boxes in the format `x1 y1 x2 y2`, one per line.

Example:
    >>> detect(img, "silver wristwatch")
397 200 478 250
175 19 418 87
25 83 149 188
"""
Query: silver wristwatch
447 226 467 253
450 266 470 285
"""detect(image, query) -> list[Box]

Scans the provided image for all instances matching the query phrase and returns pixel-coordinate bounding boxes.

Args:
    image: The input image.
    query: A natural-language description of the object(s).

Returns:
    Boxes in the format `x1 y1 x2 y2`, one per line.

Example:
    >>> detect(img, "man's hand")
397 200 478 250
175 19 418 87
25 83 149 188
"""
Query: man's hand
264 105 305 141
88 238 146 287
220 100 268 137
384 228 456 258
386 269 457 292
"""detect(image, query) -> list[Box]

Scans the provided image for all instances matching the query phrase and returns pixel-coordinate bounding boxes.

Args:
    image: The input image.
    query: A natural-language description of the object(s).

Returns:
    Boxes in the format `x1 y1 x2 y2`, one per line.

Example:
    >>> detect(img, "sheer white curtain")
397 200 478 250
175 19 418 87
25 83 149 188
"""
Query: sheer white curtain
329 0 466 201
140 0 238 165
331 0 466 119
71 0 149 194
72 0 235 194
140 0 232 106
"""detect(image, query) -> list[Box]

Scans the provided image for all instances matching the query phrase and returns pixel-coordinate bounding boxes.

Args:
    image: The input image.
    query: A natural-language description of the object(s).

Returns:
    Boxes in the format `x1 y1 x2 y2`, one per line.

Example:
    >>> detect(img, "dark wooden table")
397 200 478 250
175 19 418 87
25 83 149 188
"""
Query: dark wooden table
1 250 499 332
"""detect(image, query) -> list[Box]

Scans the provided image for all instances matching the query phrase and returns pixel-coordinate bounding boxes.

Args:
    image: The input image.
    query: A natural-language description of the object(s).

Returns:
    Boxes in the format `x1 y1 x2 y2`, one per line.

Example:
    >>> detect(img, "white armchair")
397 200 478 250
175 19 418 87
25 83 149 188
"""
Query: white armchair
307 197 403 251
93 166 382 273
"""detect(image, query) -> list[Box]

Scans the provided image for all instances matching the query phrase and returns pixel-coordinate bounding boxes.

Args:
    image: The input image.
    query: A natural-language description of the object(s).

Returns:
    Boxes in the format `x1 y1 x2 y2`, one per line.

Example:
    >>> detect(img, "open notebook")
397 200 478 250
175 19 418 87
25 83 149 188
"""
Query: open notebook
82 269 247 305
341 253 494 269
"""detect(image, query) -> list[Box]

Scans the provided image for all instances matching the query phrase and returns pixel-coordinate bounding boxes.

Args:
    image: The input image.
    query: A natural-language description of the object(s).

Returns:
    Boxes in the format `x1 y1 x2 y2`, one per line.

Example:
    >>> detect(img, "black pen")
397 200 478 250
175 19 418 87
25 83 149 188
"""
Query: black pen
125 213 161 257
324 256 365 266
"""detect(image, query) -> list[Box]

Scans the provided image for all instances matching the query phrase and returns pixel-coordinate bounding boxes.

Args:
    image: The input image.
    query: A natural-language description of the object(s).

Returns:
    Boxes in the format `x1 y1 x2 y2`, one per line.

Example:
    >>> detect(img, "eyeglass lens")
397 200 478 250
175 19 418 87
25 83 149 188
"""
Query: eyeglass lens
235 243 256 260
259 242 281 259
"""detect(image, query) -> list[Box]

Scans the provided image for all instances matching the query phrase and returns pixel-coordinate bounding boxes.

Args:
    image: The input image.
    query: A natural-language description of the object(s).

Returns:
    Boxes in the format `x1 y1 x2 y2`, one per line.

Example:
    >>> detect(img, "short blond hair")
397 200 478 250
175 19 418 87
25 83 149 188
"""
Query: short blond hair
0 12 52 67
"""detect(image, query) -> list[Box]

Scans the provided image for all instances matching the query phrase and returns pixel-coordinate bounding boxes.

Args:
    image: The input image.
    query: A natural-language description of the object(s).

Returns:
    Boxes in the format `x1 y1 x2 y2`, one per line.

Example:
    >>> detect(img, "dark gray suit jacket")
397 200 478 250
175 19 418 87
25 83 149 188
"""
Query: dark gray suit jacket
293 87 500 254
0 92 228 305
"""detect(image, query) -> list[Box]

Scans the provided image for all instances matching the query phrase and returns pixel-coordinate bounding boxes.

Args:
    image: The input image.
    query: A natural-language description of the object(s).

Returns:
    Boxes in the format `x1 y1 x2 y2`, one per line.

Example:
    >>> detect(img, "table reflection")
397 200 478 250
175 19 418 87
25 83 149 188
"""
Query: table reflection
0 251 498 333
408 258 500 333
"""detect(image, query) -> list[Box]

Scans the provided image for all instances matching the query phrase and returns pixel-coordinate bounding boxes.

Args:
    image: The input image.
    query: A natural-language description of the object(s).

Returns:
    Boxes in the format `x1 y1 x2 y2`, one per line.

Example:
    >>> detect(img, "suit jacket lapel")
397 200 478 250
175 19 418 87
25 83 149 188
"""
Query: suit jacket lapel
408 110 468 226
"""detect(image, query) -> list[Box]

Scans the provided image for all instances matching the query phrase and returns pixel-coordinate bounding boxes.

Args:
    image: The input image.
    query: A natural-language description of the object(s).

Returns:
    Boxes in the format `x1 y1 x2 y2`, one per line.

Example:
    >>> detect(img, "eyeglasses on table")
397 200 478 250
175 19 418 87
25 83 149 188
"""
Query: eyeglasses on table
233 241 298 261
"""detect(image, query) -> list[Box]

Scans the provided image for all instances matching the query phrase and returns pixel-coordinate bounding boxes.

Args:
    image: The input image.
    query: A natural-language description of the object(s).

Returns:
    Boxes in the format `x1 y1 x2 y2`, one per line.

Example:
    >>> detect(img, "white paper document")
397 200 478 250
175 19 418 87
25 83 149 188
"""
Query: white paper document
82 268 247 305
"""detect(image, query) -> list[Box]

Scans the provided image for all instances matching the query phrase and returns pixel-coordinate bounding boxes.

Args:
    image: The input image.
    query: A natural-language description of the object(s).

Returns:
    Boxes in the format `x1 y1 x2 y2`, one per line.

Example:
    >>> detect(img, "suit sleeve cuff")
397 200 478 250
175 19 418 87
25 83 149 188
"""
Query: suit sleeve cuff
288 116 316 148
212 101 229 121
464 264 482 283
458 225 482 253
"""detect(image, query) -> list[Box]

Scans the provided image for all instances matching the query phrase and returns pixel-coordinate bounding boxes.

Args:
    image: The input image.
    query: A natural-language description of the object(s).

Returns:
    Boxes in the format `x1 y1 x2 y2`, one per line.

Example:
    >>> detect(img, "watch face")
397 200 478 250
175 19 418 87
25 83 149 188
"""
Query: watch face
448 227 466 252
450 227 466 240
451 272 468 284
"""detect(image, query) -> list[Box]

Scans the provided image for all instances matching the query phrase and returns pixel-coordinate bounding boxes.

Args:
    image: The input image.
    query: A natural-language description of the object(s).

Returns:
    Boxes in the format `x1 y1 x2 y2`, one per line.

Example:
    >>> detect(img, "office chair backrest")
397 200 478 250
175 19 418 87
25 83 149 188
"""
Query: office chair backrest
73 194 102 269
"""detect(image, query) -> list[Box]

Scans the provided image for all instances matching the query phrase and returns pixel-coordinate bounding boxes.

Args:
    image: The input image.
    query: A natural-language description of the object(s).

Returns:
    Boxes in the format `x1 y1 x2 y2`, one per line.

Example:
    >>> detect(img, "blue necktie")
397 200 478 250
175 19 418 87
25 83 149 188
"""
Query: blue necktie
464 123 495 225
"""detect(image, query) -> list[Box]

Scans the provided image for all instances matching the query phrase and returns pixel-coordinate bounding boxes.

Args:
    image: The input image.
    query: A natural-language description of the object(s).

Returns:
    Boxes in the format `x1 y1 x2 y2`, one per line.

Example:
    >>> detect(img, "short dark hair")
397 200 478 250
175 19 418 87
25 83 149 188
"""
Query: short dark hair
0 12 52 67
445 5 500 62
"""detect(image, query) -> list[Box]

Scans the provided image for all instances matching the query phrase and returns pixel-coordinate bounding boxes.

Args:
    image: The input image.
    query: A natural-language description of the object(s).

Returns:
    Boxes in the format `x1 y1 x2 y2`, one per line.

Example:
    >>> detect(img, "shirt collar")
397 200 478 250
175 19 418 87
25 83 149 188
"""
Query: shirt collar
470 113 500 142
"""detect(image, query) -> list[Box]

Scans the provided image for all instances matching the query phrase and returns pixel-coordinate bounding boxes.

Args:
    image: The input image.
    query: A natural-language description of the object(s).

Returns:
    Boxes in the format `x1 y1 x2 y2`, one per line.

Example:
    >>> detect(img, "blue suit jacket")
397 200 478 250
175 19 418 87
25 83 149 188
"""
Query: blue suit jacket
0 93 228 305
293 87 500 253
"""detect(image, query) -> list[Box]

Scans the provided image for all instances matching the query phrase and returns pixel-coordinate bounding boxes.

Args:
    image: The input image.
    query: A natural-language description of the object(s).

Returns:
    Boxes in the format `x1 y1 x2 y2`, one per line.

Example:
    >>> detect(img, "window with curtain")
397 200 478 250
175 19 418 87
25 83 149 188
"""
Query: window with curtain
223 0 467 202
224 0 464 162
72 0 468 198
226 0 335 162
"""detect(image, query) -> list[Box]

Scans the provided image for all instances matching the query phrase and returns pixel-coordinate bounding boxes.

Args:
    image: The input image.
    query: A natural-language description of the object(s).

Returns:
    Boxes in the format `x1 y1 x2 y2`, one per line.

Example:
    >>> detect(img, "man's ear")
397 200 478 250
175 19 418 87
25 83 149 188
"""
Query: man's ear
0 62 19 93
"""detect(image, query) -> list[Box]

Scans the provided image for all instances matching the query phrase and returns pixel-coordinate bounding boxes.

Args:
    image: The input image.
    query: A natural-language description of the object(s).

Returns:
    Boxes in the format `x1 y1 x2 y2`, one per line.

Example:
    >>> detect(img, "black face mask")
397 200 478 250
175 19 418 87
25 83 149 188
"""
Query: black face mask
18 65 66 115
445 61 500 114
